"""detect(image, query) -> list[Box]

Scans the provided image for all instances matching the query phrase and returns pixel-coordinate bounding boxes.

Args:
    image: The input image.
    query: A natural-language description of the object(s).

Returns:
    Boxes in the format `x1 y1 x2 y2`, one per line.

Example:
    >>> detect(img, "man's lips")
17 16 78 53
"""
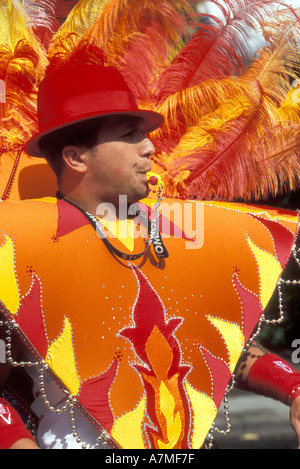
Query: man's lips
138 170 152 181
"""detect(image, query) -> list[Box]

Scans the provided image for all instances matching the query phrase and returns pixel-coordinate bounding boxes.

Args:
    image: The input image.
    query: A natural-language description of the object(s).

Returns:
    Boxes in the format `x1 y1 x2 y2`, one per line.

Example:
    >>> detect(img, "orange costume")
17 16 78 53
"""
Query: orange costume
0 195 298 448
1 0 300 450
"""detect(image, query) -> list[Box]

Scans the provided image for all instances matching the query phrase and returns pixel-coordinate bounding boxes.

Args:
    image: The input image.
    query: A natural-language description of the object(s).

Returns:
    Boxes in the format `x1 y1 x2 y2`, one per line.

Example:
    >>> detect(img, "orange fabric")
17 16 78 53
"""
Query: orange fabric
0 152 57 201
0 197 298 448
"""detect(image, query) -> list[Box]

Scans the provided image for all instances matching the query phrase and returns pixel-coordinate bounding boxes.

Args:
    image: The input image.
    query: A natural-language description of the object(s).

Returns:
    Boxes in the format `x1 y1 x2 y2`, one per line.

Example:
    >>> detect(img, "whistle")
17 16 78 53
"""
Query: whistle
146 172 163 186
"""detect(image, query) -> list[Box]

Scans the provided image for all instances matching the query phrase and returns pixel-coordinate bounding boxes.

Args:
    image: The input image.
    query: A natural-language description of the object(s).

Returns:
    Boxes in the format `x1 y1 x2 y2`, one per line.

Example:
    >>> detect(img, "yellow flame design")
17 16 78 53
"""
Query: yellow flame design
112 397 146 449
247 237 282 309
207 316 244 373
143 326 185 449
46 317 80 396
0 234 19 314
157 380 182 449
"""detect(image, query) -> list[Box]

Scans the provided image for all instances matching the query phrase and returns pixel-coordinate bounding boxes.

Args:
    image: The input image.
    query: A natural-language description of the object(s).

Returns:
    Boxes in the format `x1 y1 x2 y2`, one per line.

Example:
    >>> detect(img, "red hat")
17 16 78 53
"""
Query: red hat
25 64 164 157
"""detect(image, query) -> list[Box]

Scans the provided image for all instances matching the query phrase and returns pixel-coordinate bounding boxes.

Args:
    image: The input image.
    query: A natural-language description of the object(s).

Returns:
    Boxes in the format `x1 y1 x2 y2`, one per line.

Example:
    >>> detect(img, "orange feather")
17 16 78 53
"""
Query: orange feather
1 0 300 202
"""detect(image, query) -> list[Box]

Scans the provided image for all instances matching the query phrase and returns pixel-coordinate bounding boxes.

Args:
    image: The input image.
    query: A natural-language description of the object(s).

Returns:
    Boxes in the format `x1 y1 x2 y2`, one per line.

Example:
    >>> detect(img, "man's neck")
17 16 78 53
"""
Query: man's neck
57 191 138 221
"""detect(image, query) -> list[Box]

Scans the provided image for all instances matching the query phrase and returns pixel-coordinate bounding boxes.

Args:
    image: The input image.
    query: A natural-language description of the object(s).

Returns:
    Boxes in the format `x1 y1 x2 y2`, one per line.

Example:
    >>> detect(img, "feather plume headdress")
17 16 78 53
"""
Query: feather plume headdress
0 0 300 202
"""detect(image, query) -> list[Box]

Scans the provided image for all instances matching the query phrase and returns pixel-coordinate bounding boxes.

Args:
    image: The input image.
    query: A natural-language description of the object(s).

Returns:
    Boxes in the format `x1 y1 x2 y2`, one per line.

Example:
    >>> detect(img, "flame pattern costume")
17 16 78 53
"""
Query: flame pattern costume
0 196 299 448
0 0 300 449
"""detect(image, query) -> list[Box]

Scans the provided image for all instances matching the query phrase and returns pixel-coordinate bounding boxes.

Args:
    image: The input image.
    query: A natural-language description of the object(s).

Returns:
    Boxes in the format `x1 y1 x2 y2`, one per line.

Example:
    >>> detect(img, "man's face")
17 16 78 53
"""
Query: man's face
84 115 156 207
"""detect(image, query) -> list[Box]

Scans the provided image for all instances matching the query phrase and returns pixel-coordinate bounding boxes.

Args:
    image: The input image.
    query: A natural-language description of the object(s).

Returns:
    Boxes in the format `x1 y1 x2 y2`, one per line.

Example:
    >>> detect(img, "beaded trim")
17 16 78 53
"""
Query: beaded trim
207 238 300 448
1 145 23 201
0 304 119 450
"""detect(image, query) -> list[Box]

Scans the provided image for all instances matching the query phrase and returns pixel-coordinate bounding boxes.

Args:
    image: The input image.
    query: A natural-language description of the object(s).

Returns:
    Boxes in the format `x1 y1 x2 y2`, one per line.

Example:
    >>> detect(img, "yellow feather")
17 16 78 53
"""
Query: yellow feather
244 8 300 104
277 82 300 123
0 1 47 147
48 0 109 58
0 0 42 51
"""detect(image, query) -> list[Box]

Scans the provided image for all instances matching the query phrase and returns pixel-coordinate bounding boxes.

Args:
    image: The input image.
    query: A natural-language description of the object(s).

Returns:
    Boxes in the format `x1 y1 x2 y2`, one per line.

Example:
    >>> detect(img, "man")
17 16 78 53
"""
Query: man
0 62 300 449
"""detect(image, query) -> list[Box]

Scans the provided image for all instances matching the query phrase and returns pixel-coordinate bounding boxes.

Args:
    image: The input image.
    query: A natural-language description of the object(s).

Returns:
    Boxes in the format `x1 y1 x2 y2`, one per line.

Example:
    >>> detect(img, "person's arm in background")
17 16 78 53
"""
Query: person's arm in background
235 341 300 448
0 397 39 449
0 328 39 449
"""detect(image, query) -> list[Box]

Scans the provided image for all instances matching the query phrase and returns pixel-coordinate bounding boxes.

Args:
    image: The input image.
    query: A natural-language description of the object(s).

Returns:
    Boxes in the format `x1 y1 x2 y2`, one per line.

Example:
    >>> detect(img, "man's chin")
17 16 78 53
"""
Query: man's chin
128 186 150 204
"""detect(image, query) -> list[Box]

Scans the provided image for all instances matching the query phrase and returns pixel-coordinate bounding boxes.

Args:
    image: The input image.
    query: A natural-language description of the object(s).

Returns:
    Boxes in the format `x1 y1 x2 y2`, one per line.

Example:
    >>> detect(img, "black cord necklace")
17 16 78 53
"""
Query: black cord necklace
56 192 169 261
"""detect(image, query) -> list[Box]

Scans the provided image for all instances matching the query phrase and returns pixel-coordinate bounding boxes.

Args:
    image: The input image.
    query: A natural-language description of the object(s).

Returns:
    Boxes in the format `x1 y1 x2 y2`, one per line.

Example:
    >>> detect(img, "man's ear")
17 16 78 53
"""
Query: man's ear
62 146 88 173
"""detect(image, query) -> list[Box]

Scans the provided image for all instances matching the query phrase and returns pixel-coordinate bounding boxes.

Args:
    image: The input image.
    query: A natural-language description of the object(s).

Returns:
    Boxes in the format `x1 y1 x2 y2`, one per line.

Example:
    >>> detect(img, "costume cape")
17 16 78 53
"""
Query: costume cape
0 196 298 449
1 0 300 450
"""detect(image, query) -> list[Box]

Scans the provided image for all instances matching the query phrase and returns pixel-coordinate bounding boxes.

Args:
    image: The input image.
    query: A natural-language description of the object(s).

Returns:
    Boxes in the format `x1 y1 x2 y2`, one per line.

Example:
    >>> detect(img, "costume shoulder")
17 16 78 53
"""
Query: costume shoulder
148 196 299 255
0 198 60 249
0 197 58 224
0 196 96 242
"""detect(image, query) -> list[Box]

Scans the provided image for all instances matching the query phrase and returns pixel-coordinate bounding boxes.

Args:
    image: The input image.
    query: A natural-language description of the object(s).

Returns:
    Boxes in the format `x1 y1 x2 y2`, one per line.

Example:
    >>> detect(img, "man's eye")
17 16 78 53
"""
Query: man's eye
122 129 141 141
123 130 134 138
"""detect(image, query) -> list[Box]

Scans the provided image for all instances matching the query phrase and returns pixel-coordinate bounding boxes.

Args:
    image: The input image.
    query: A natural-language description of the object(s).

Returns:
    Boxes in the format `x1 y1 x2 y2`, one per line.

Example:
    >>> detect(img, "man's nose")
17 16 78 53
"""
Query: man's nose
139 137 156 158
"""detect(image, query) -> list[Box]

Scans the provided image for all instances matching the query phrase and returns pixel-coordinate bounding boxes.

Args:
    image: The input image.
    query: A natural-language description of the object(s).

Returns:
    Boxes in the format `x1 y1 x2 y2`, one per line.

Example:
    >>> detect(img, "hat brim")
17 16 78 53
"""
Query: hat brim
25 110 164 158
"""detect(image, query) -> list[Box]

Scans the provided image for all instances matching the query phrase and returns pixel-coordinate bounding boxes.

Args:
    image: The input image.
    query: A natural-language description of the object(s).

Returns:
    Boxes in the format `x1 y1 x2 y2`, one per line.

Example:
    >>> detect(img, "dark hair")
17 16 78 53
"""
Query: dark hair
38 117 104 178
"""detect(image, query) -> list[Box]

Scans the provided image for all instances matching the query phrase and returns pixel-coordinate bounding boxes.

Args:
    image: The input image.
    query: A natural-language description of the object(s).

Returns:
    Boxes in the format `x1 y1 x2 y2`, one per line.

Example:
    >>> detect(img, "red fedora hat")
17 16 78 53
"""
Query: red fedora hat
25 64 164 157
